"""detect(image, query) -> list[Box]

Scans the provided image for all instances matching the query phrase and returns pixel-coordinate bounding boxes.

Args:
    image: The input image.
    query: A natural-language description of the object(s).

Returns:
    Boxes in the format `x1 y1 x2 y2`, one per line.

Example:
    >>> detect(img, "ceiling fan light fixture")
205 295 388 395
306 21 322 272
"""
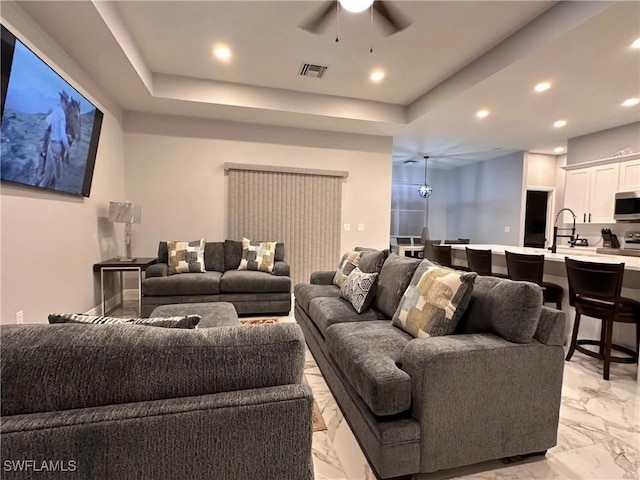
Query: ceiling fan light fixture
339 0 374 13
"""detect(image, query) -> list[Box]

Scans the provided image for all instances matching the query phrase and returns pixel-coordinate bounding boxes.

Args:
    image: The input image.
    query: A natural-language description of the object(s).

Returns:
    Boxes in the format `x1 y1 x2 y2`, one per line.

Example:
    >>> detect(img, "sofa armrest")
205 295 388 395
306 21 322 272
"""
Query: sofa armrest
310 271 336 285
272 261 290 277
145 263 168 278
535 306 566 346
401 334 564 471
1 323 306 416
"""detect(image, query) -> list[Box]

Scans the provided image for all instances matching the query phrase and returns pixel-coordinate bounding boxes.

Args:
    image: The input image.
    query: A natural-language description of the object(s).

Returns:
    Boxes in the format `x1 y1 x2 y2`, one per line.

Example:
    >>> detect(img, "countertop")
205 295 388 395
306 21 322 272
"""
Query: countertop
449 244 640 271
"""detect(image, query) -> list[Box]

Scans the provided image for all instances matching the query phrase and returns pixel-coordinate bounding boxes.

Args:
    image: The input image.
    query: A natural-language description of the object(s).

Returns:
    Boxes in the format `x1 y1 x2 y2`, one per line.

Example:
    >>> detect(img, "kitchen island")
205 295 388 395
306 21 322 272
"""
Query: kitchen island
449 244 639 381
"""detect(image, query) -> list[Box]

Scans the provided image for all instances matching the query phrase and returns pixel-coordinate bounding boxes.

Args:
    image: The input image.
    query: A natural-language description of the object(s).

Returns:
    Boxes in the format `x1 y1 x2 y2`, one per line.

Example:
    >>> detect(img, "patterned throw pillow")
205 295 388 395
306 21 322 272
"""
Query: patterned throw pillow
238 237 277 273
167 239 206 275
48 313 201 329
333 250 363 287
392 260 477 338
340 267 378 314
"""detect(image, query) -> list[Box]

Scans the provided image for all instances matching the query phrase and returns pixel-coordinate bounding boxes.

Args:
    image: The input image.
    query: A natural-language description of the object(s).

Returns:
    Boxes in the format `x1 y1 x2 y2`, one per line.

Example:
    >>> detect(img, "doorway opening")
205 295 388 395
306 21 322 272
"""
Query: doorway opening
524 190 550 248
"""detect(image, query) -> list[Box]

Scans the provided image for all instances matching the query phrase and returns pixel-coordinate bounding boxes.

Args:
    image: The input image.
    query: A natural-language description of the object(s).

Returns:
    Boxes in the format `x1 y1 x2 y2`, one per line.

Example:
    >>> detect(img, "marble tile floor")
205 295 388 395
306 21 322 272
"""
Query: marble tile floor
111 301 639 480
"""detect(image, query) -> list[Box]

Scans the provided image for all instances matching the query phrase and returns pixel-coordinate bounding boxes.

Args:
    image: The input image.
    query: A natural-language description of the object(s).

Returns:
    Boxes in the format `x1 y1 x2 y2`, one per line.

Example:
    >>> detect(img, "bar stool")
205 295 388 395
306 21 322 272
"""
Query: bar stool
465 248 507 277
505 251 564 309
565 258 640 380
431 244 453 268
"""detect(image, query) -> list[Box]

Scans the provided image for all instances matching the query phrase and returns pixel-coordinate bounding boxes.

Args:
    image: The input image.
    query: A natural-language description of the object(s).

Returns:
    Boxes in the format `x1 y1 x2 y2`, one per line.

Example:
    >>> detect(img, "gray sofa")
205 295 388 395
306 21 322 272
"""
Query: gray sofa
294 251 566 479
1 322 314 480
141 240 291 317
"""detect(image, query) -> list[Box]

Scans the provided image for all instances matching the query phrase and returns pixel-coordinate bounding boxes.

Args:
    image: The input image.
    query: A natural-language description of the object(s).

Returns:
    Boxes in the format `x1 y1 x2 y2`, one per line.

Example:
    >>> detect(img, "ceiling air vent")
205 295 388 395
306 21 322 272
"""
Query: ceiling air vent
299 63 328 79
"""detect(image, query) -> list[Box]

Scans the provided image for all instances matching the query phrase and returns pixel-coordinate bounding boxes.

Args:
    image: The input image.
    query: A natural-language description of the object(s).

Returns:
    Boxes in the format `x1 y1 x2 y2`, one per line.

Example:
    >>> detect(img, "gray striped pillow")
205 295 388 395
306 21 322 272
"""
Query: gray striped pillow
48 313 200 329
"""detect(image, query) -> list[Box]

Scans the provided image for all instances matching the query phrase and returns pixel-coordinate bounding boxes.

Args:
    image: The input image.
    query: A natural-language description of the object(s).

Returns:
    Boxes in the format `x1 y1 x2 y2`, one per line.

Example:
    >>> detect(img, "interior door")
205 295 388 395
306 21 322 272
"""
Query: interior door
523 191 548 248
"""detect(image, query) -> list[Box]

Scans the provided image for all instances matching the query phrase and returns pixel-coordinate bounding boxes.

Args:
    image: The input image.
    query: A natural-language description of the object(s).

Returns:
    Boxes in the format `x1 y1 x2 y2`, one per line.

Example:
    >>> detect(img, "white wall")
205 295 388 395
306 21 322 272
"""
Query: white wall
445 152 525 245
567 122 640 165
1 3 126 324
123 113 393 268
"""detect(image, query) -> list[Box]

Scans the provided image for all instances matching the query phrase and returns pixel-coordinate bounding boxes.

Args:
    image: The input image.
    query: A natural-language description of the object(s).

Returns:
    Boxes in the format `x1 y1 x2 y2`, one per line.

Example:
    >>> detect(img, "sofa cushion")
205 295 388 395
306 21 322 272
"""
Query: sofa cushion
459 276 543 343
356 248 389 274
374 254 421 318
220 270 291 294
224 240 243 271
142 271 222 296
204 242 225 272
294 283 341 313
168 239 206 274
333 250 363 287
340 267 378 314
326 321 413 416
238 237 277 273
392 261 477 338
308 296 380 336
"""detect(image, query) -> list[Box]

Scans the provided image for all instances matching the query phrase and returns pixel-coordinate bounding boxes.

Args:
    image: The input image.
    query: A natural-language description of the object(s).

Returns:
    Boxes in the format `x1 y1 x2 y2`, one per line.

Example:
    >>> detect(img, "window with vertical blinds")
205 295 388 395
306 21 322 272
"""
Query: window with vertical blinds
225 163 347 285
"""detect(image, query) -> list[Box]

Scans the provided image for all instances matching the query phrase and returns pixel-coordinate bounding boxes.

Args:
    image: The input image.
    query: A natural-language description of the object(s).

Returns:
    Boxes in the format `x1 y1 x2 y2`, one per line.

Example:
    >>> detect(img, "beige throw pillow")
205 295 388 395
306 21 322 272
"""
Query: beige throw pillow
392 260 477 338
333 250 363 287
238 237 277 273
167 239 206 275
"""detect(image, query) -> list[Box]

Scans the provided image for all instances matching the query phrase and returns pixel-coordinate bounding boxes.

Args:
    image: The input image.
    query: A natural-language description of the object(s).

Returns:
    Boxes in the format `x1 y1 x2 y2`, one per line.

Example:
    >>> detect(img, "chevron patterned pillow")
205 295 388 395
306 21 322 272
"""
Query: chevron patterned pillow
339 267 378 314
48 313 201 329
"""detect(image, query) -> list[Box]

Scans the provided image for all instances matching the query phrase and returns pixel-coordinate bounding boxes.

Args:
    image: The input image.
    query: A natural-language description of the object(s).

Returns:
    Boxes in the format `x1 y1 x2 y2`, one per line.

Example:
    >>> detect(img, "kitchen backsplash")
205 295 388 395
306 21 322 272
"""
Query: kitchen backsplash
557 222 639 248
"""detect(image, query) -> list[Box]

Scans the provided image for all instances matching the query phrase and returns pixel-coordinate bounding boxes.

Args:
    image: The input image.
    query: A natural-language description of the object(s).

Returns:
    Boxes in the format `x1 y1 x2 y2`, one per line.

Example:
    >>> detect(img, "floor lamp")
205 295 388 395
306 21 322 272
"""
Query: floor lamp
109 201 142 261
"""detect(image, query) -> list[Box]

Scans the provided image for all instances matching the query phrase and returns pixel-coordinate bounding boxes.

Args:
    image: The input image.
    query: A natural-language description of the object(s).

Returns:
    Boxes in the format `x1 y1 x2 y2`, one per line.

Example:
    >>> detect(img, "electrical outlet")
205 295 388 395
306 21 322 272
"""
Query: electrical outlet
504 226 511 233
357 224 364 231
16 311 24 324
344 223 351 231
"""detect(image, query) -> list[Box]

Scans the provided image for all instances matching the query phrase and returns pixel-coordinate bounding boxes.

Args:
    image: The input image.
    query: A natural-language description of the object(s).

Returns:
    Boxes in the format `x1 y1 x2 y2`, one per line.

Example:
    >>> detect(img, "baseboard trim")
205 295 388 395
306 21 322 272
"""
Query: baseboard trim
85 290 137 315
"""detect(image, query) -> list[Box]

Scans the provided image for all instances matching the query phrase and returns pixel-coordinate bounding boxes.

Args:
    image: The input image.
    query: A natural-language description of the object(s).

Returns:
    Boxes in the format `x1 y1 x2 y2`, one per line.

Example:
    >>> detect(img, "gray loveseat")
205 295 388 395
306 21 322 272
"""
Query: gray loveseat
141 240 291 317
1 322 314 480
294 250 565 479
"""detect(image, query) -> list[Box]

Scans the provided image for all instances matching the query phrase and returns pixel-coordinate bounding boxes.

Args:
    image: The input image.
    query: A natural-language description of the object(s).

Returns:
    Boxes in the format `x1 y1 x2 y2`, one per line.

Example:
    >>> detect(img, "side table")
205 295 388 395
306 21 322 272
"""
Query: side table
93 258 157 316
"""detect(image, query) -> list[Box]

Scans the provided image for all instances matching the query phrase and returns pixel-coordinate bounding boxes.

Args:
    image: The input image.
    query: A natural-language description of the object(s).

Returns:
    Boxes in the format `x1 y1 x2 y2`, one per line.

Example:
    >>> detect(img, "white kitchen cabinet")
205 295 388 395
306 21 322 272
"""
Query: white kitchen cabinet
563 163 619 223
618 159 640 192
563 168 590 223
589 163 619 223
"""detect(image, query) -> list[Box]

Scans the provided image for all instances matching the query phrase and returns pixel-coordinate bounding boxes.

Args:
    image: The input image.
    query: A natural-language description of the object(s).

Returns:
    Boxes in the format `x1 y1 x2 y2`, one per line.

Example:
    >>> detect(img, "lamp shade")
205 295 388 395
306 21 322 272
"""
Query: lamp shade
108 201 142 224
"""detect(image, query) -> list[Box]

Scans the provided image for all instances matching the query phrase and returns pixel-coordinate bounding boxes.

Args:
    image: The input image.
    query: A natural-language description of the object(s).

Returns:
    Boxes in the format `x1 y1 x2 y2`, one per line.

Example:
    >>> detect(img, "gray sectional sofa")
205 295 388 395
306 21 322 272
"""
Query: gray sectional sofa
141 240 291 317
1 322 314 480
294 250 566 479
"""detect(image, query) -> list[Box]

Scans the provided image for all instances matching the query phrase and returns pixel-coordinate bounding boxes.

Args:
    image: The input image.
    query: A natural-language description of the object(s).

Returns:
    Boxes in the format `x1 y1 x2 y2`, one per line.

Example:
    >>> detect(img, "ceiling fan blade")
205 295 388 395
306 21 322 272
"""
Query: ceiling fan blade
299 1 337 34
373 1 411 36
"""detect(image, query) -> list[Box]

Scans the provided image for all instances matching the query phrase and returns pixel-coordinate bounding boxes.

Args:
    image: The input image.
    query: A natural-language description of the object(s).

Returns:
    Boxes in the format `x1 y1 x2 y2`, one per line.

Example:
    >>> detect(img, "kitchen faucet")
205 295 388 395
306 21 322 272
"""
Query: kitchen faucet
549 208 577 254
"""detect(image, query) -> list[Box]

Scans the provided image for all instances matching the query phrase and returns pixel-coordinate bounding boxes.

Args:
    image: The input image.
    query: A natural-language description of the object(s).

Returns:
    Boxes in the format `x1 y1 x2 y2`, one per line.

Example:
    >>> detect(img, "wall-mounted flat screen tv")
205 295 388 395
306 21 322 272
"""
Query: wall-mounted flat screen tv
1 24 103 197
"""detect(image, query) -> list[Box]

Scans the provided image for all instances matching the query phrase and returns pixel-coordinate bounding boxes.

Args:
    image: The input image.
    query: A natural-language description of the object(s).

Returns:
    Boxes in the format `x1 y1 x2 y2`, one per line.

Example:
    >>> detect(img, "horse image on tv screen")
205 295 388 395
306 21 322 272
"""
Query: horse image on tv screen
0 40 97 196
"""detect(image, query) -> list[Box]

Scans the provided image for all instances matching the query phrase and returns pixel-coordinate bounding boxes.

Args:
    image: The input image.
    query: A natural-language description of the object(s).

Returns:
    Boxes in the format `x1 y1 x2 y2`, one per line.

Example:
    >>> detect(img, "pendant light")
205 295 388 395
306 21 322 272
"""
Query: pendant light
418 156 433 198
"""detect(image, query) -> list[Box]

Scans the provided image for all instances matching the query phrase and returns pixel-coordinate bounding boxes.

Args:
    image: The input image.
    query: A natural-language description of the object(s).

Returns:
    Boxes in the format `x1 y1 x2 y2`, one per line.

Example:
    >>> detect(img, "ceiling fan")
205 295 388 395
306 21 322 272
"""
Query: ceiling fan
300 0 411 37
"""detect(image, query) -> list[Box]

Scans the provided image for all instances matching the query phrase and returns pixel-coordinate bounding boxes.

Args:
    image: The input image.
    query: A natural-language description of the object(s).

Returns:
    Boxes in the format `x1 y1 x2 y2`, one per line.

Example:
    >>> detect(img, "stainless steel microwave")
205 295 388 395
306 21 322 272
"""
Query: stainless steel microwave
614 191 640 221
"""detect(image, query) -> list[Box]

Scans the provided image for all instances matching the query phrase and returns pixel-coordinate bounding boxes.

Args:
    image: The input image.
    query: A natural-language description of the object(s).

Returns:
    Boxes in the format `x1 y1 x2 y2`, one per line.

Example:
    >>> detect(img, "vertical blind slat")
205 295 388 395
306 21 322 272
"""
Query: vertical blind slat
227 169 341 285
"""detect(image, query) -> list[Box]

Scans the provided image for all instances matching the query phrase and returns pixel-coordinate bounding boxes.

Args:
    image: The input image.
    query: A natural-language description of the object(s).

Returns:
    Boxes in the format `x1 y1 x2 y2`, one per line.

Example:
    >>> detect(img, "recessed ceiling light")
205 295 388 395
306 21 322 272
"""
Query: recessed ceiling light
553 146 565 154
622 97 640 107
534 82 551 92
476 109 490 119
213 44 232 62
340 0 374 13
553 120 567 128
631 38 640 49
369 70 385 82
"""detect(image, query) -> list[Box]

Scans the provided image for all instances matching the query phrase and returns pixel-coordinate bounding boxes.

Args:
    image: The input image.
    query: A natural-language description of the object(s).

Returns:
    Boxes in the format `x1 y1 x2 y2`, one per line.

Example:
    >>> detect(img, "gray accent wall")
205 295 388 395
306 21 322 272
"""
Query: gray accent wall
0 4 125 324
567 122 640 164
445 152 526 245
